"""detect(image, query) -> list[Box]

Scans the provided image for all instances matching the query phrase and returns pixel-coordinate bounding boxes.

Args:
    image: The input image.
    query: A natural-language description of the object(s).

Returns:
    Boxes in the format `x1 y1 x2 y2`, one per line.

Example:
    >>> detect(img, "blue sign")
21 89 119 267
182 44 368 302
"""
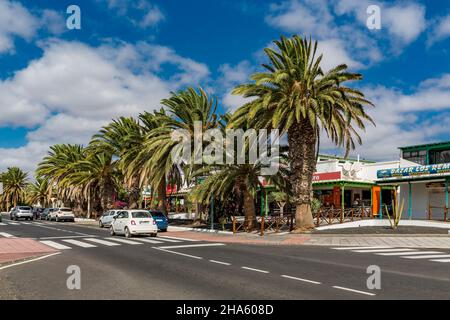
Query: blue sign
377 163 450 179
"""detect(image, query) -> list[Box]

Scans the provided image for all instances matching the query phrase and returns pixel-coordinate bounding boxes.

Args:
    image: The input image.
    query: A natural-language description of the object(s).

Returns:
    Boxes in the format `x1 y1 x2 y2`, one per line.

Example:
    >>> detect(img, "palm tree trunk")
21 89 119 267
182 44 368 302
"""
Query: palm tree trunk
242 186 256 230
288 119 316 231
128 175 141 209
101 181 115 213
157 178 167 214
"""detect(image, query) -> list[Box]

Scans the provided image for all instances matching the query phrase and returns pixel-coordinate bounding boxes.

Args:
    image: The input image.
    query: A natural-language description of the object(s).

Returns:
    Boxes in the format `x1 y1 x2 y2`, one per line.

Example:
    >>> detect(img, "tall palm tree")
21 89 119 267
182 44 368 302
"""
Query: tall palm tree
230 35 374 231
130 88 219 214
1 167 29 210
27 178 52 207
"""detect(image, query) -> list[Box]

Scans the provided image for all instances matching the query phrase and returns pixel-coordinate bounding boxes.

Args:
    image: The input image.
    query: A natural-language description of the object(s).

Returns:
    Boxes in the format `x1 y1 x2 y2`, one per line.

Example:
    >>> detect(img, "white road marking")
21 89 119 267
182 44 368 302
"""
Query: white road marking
33 222 44 225
83 238 121 247
21 222 31 225
209 260 231 266
0 232 15 238
8 222 20 225
431 259 450 263
40 240 72 250
332 286 376 296
353 248 416 253
159 235 200 242
0 223 7 226
241 266 269 274
62 239 97 248
154 247 203 259
38 235 97 240
153 237 181 243
332 246 392 250
159 243 226 249
105 237 143 245
376 251 443 256
0 252 61 270
281 275 321 285
403 254 450 260
132 238 163 244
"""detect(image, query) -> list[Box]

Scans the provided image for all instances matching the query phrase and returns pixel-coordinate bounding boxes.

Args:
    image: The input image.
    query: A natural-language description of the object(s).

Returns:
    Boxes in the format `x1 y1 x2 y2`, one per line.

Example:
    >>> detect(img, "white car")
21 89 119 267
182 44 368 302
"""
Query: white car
50 207 75 222
110 210 158 238
99 209 120 228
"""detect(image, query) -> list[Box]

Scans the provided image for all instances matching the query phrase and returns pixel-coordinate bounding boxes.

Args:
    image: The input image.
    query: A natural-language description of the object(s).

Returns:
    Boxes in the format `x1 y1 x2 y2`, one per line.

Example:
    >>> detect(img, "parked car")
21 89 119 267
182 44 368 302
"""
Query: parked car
50 207 75 222
99 210 120 228
41 208 54 220
10 206 33 221
150 210 168 232
110 210 157 238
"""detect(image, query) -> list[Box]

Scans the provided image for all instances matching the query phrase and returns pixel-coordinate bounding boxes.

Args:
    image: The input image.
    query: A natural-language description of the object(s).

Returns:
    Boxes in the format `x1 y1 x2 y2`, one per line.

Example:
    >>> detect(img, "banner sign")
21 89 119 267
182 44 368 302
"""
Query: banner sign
312 172 341 182
377 163 450 180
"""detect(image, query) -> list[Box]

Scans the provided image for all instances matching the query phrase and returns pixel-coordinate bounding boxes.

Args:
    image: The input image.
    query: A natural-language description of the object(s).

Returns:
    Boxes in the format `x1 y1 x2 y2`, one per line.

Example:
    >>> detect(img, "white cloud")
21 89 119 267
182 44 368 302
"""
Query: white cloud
40 10 66 36
320 75 450 161
316 38 363 71
140 7 165 28
427 14 450 45
0 0 39 53
0 40 210 174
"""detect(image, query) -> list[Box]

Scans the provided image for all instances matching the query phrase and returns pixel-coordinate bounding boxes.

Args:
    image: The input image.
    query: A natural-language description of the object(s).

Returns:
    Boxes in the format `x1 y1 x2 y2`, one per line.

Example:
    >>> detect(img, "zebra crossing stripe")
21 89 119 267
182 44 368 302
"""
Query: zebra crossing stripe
353 248 416 253
431 259 450 263
0 232 15 238
0 223 7 226
376 251 443 256
154 237 181 243
40 240 72 250
62 239 97 248
133 238 164 244
8 222 20 225
403 254 450 260
84 238 121 246
21 222 31 225
159 235 199 242
105 237 143 245
332 246 392 250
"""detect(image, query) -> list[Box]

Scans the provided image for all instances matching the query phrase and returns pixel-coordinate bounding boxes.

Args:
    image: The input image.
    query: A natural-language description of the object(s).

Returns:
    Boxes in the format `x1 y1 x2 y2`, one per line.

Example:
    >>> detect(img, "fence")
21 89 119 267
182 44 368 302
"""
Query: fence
232 214 294 236
312 206 374 227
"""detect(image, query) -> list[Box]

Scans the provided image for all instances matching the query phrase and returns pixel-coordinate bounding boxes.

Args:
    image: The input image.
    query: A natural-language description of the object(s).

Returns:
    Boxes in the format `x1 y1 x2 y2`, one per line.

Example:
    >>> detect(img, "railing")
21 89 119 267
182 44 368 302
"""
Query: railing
232 214 294 236
313 206 373 227
428 206 449 222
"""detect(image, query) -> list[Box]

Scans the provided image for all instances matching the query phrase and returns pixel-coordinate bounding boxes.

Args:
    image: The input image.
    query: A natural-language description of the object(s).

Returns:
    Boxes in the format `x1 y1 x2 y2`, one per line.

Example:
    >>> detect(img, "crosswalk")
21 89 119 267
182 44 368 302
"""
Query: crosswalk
37 235 204 250
332 246 450 263
0 220 45 226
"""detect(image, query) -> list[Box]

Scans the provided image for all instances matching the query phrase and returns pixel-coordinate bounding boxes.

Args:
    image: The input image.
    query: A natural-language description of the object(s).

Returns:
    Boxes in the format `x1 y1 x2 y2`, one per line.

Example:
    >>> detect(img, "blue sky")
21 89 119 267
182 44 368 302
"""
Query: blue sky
1 0 450 173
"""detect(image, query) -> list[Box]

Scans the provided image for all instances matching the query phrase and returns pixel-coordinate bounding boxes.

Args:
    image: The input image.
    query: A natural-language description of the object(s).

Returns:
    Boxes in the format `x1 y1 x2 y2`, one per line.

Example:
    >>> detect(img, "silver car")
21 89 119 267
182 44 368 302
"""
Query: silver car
99 210 120 228
10 206 33 221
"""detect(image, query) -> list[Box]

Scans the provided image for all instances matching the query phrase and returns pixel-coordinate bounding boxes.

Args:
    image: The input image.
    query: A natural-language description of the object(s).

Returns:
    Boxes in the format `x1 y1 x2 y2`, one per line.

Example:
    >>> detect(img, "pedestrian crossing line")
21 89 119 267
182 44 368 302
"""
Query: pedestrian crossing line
21 222 31 225
159 243 226 250
62 239 97 248
376 251 443 256
8 222 20 225
0 232 15 238
83 238 121 247
159 235 200 242
431 259 450 263
40 240 72 250
154 237 181 243
133 238 164 244
332 246 392 250
105 237 144 245
403 254 450 260
0 223 7 226
353 248 416 253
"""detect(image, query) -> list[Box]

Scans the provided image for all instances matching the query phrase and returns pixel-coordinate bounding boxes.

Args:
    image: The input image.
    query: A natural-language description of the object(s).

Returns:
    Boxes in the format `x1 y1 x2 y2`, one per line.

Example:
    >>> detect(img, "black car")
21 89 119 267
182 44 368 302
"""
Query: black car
41 208 54 220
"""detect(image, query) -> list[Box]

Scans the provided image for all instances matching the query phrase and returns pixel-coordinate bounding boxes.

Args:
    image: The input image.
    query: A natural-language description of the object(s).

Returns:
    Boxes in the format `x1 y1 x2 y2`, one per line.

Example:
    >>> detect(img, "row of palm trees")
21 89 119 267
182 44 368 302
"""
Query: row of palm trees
1 36 374 231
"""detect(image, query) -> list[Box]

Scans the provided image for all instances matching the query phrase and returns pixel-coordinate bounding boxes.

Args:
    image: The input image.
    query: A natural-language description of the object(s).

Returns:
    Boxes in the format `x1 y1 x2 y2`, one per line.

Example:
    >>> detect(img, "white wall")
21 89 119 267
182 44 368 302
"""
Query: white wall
399 183 429 220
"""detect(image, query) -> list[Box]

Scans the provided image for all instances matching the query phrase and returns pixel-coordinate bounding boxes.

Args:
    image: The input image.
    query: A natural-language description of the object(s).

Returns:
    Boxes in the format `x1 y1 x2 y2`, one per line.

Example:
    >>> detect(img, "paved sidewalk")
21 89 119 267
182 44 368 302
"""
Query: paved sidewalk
0 238 57 265
166 230 450 249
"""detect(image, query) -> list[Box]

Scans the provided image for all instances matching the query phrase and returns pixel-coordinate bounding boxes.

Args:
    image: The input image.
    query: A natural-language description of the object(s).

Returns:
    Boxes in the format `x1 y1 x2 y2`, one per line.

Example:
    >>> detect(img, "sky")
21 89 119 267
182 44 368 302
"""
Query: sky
1 0 450 174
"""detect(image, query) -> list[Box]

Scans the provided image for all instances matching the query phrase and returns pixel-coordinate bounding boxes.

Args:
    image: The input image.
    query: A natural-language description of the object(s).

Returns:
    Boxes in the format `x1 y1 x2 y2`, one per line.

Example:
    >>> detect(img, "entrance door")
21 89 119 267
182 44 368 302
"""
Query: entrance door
344 190 352 208
429 190 445 220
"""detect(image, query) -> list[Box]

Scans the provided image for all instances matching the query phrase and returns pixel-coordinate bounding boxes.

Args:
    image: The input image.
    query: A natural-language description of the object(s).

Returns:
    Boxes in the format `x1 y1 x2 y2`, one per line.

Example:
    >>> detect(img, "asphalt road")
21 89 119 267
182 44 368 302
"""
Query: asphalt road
0 214 449 300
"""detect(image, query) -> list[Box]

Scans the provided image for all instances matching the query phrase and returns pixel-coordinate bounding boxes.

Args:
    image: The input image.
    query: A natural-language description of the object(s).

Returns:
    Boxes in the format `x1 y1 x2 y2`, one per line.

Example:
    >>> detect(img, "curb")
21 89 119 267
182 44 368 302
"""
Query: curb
168 226 234 235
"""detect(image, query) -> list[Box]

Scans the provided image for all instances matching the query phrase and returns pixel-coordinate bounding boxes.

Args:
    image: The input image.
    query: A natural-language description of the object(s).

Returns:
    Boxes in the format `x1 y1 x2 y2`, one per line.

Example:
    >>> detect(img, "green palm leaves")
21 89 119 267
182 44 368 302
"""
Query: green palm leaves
1 167 29 210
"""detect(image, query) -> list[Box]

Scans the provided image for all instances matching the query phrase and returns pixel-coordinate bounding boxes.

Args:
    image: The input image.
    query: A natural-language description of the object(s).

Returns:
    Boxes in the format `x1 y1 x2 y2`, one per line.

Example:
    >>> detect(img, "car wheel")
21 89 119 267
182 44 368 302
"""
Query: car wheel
161 229 168 232
30 217 33 221
14 216 18 221
150 233 157 237
110 226 115 236
99 221 104 228
124 227 131 238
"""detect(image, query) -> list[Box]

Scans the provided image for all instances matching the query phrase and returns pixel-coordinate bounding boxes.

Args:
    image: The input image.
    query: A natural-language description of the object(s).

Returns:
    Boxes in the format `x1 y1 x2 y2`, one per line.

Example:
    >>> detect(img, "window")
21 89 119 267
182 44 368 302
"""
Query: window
19 206 31 210
403 149 427 165
150 211 165 217
132 211 151 218
117 211 129 219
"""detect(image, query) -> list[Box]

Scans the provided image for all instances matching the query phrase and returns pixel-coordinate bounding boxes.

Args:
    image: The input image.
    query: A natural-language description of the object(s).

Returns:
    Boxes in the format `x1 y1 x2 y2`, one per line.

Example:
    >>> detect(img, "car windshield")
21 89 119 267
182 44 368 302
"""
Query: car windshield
19 206 31 210
132 211 151 218
59 208 72 212
150 211 165 217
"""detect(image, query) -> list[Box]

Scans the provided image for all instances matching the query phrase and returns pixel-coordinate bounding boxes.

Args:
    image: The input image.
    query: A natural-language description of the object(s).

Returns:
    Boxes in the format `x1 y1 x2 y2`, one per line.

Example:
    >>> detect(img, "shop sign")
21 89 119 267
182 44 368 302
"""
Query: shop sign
377 163 450 180
312 172 342 182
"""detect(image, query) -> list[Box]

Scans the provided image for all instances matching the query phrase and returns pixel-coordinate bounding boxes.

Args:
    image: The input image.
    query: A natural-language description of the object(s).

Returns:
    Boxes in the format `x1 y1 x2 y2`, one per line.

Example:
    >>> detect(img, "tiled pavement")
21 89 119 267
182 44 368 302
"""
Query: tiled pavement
0 238 57 264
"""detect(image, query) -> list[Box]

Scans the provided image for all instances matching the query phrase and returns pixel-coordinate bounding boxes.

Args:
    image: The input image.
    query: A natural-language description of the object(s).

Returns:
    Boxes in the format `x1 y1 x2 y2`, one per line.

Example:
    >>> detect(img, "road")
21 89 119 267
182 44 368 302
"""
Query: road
0 214 449 300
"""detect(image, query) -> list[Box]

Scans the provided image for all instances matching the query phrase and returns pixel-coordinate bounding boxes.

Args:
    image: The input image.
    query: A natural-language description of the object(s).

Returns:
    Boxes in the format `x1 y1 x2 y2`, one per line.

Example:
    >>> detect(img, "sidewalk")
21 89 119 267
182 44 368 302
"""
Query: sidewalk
166 230 450 249
0 238 57 265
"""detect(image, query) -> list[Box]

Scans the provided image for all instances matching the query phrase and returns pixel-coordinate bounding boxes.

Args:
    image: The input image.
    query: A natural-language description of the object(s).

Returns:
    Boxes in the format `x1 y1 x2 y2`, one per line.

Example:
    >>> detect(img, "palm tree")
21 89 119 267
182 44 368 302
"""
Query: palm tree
130 88 219 215
1 167 29 210
230 35 374 231
91 117 146 209
27 178 51 207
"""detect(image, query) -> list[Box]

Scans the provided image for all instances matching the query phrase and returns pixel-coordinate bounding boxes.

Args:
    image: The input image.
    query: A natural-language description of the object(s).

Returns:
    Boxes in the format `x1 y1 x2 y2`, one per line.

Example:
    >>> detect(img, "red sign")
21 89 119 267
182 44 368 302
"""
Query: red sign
166 185 177 194
312 172 341 182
